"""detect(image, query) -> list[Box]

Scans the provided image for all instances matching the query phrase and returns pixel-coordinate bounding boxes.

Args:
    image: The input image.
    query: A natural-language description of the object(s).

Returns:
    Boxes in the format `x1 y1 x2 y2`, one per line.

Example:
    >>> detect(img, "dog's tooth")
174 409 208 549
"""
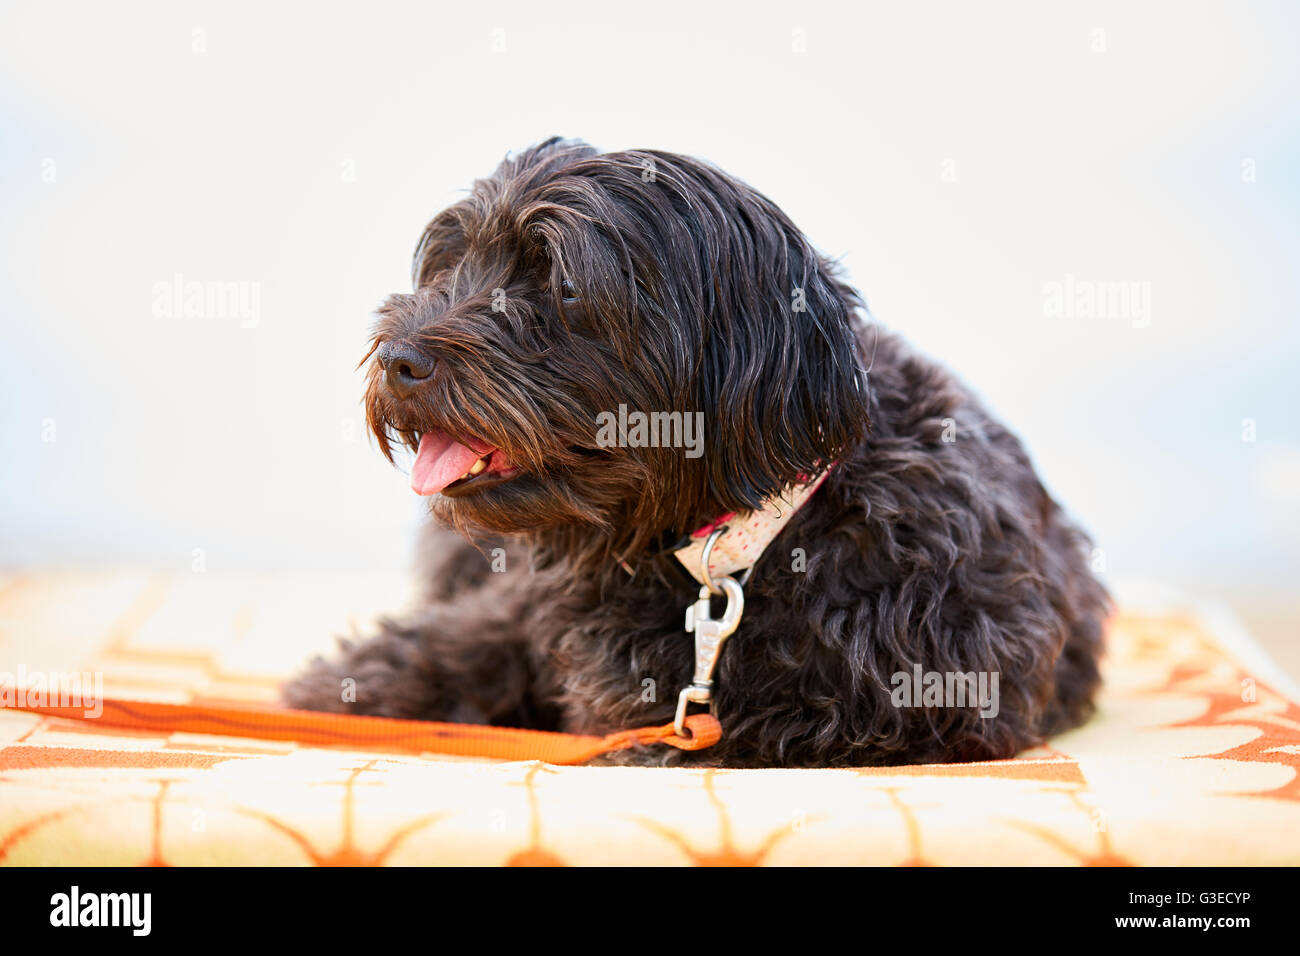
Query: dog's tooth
468 457 488 476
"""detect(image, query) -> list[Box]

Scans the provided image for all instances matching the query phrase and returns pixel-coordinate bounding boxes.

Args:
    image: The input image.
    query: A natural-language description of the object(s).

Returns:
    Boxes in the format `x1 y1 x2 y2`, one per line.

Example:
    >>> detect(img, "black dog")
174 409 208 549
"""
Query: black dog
284 138 1108 767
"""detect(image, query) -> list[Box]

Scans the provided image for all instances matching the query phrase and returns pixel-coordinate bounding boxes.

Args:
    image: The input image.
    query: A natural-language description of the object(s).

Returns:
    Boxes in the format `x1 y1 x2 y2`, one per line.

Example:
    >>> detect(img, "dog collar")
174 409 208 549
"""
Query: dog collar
672 468 832 587
667 466 832 737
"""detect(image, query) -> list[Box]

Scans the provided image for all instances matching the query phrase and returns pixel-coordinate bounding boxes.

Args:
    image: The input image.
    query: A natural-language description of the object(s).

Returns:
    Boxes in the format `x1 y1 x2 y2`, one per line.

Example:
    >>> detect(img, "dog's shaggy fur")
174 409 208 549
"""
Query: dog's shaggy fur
283 137 1109 767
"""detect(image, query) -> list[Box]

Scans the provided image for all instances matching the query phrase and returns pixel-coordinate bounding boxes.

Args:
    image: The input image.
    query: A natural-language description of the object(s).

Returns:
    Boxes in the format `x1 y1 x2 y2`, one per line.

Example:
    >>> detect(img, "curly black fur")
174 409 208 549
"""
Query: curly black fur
283 138 1109 767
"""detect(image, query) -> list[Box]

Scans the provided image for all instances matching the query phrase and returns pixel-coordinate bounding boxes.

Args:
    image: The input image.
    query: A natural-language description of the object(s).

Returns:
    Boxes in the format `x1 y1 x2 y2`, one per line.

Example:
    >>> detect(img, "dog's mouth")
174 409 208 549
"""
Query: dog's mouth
410 430 520 498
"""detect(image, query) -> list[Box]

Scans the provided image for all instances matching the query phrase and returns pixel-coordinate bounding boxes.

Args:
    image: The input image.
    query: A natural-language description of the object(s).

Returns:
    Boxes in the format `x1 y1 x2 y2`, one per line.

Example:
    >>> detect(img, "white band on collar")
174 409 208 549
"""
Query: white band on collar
673 468 832 587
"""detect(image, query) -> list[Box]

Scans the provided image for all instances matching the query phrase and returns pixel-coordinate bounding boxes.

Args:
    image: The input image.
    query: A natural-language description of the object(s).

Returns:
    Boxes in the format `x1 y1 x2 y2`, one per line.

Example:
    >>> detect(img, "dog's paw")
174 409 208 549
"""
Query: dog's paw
280 637 440 719
280 656 359 714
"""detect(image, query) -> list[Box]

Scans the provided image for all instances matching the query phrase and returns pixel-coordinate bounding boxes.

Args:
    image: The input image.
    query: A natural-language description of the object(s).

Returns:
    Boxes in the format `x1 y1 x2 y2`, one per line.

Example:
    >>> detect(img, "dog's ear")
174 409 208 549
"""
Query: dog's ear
413 138 598 289
705 255 871 513
412 208 467 289
681 166 872 513
500 136 597 178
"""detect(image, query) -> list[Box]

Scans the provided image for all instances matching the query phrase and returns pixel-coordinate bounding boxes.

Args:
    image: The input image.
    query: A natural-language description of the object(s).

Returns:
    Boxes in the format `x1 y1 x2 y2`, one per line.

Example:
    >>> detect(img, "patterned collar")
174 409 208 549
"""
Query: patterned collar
671 468 832 587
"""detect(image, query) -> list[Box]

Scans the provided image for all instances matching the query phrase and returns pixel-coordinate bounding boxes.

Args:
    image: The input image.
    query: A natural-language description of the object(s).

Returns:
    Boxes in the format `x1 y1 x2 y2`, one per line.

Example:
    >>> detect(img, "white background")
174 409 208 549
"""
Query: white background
1 2 1296 658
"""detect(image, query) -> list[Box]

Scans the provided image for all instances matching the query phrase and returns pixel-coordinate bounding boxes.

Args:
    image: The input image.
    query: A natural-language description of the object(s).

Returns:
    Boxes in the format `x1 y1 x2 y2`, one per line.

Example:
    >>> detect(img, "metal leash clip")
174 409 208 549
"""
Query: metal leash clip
673 527 745 738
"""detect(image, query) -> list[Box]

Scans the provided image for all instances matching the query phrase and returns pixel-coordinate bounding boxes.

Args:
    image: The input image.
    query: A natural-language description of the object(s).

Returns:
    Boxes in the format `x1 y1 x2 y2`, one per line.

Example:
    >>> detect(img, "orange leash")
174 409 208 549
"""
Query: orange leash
10 697 722 765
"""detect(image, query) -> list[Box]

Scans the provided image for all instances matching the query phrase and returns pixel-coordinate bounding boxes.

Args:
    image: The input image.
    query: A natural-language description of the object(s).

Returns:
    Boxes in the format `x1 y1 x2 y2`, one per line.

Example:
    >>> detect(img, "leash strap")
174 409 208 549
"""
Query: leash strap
8 697 722 765
5 473 837 762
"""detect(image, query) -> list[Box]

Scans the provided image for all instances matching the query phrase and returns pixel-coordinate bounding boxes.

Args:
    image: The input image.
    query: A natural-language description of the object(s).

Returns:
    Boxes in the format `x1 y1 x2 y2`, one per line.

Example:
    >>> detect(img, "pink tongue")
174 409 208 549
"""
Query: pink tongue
410 431 487 496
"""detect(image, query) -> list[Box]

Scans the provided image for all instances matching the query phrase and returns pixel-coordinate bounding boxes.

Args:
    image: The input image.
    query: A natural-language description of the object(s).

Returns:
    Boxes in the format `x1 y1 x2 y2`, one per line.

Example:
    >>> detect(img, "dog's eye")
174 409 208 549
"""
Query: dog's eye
560 278 580 302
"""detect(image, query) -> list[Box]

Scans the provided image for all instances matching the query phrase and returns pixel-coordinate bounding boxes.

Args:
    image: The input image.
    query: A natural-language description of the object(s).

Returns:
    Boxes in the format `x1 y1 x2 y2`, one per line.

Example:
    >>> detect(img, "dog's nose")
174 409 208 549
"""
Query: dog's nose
376 341 435 397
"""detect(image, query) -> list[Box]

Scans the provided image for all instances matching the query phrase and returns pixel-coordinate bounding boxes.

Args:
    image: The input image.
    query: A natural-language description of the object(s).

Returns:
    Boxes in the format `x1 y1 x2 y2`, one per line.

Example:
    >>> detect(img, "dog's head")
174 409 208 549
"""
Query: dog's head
366 137 871 560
